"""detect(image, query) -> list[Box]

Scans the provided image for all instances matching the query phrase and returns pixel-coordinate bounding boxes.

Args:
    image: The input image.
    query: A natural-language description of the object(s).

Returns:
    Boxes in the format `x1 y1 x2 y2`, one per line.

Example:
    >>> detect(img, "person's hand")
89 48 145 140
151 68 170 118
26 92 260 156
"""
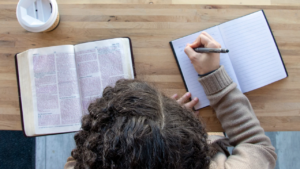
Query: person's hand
184 32 221 75
171 92 200 116
171 92 198 110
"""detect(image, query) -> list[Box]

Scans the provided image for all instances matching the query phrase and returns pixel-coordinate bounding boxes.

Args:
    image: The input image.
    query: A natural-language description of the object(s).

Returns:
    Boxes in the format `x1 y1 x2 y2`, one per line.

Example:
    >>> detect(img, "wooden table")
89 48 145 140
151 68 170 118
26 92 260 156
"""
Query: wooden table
1 3 300 131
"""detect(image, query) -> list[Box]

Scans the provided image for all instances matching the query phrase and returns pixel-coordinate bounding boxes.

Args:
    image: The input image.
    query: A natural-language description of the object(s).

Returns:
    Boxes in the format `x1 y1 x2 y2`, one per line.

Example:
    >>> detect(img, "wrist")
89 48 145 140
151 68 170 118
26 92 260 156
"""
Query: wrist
198 69 217 77
198 66 232 95
197 65 220 77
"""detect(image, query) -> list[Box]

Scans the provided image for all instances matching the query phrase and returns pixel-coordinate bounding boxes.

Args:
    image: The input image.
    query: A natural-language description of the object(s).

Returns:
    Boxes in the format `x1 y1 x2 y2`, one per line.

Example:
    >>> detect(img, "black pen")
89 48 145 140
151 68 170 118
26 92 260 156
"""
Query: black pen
194 48 229 53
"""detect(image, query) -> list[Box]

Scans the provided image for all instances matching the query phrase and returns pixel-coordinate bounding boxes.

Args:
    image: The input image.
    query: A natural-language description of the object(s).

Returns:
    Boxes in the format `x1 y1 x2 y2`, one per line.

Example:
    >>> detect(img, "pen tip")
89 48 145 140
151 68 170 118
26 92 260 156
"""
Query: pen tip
226 49 229 53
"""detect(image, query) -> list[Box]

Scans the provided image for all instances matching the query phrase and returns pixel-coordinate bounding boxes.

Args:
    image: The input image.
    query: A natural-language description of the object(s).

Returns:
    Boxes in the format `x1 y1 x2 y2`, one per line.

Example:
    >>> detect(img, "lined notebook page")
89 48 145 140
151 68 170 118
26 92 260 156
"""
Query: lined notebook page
171 26 241 109
219 11 287 93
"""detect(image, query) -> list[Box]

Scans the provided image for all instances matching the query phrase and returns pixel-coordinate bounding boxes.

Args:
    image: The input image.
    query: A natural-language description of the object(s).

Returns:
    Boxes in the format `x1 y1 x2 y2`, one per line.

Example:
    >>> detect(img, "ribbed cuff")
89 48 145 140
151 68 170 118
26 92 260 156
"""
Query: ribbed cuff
198 65 233 95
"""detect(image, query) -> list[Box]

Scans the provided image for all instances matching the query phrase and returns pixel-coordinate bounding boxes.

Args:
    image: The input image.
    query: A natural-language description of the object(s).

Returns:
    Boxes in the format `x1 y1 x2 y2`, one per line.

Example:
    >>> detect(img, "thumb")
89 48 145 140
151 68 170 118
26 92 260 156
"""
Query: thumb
184 44 197 59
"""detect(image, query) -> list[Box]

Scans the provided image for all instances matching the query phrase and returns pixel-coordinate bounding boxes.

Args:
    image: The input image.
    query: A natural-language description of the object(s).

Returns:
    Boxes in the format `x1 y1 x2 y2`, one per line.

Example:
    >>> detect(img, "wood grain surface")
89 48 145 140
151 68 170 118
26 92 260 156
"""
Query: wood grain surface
3 0 300 5
0 2 300 131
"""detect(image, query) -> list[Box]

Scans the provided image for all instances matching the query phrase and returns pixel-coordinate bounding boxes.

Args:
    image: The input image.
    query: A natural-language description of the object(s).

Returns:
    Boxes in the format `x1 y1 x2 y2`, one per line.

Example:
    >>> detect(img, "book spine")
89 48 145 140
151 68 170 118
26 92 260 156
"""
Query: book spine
14 54 28 137
261 10 288 77
124 37 136 78
169 42 189 91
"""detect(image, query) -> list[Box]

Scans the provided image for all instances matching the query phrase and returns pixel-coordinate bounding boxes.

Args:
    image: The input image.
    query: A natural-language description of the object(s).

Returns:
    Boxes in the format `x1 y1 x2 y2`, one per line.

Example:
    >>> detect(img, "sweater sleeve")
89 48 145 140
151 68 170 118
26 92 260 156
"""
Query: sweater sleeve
199 66 277 169
64 156 76 169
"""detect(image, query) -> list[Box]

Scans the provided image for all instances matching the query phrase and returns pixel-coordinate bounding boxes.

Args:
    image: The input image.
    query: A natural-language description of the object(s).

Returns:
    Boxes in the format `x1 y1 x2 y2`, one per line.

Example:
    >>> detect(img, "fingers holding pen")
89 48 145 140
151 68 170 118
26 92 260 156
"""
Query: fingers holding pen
190 32 221 49
184 44 199 61
184 31 221 75
201 31 214 40
189 32 211 48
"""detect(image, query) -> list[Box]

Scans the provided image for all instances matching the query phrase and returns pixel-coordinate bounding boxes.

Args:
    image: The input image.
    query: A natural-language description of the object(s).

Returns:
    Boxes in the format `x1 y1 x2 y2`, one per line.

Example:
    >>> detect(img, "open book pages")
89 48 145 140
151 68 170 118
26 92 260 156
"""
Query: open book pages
170 10 287 110
17 38 134 136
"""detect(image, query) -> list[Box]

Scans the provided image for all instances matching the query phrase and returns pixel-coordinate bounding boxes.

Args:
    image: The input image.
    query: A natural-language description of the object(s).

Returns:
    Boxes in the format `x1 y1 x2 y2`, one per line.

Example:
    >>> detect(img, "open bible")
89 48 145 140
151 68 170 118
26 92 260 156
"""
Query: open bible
15 38 135 137
170 10 288 110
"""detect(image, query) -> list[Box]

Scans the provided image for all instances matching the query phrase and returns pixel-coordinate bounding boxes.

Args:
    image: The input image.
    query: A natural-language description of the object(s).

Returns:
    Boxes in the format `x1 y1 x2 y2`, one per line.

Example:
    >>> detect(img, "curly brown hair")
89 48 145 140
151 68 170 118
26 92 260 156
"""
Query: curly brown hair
71 79 216 169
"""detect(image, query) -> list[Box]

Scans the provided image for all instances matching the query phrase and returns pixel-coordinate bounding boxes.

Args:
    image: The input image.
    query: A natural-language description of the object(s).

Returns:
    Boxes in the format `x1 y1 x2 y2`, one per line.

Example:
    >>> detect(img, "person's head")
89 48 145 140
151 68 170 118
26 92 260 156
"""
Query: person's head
72 79 215 169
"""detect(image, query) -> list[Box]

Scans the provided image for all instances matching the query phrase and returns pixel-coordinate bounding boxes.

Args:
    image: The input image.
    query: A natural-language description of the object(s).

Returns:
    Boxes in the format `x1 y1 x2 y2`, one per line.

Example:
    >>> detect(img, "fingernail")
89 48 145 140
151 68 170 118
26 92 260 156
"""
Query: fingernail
193 97 198 101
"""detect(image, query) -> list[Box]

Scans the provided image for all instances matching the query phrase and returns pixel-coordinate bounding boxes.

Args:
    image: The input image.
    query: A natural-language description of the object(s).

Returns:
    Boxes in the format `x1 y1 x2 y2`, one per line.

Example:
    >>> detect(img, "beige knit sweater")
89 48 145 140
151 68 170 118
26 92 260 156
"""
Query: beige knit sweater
201 66 277 169
64 66 277 169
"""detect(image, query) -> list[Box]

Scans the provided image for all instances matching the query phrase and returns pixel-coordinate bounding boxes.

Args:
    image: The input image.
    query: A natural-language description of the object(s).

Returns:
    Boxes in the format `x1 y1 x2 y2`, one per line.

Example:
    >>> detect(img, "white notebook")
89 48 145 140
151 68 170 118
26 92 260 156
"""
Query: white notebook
170 10 288 110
